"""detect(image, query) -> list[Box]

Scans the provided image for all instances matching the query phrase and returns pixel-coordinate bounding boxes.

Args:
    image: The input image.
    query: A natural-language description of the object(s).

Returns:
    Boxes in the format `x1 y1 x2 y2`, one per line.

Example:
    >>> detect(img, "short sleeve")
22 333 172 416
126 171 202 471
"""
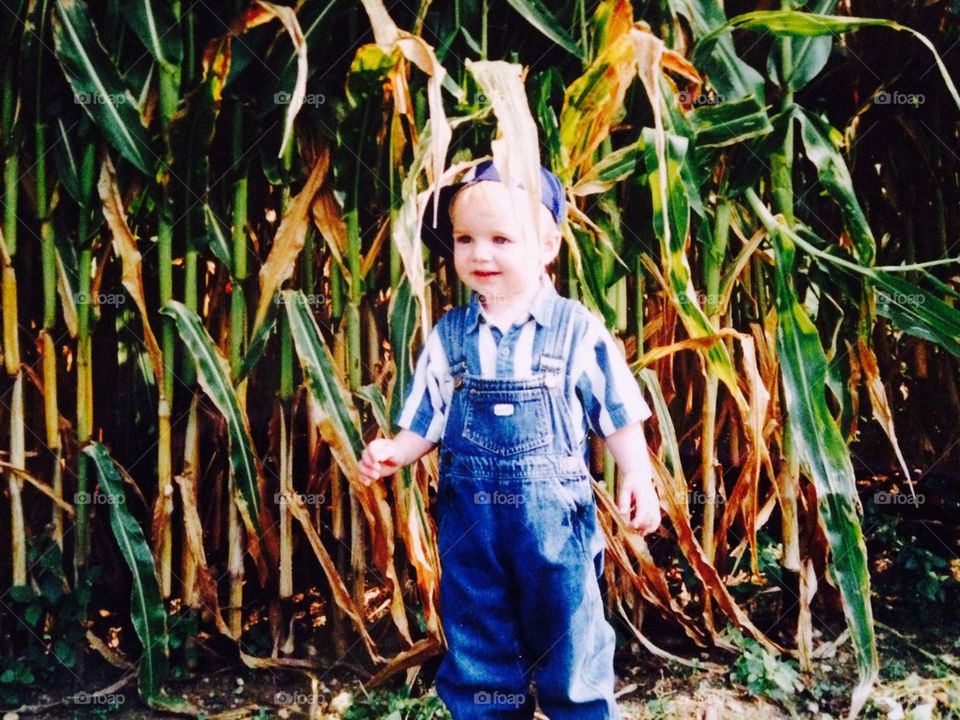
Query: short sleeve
572 311 651 438
395 327 452 443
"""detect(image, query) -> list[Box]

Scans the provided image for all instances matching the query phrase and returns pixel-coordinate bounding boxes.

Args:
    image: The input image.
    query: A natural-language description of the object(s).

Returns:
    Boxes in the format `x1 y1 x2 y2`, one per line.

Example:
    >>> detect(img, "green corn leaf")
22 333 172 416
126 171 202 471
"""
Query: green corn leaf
204 203 233 268
83 442 169 703
52 117 85 205
695 11 960 112
870 274 960 357
504 0 583 59
283 290 364 469
642 127 740 394
766 226 878 714
689 95 773 148
534 67 564 170
786 222 960 358
573 143 641 196
766 0 837 92
235 296 278 385
357 384 389 435
388 277 417 430
667 0 766 102
160 300 262 532
123 0 182 68
52 0 153 176
569 224 619 327
794 109 875 265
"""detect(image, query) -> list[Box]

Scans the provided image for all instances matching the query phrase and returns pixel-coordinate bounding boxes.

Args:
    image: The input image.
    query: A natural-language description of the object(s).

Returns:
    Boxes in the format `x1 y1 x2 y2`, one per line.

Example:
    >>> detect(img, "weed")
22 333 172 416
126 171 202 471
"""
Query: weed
342 684 451 720
725 627 802 705
1 529 98 708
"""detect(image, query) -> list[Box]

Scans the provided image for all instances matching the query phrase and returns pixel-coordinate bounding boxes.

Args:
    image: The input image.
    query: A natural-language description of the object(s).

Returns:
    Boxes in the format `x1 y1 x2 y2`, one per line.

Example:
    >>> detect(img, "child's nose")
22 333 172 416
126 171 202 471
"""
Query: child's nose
471 238 493 260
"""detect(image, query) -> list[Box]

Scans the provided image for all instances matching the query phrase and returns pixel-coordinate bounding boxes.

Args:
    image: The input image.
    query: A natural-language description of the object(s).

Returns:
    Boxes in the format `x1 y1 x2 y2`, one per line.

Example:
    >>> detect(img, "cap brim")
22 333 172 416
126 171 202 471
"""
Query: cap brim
420 184 462 260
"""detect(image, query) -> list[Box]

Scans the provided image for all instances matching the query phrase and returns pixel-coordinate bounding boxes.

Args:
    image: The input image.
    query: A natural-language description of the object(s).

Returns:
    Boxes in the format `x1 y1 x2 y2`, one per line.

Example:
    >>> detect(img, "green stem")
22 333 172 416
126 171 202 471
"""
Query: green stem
75 141 96 570
2 63 16 257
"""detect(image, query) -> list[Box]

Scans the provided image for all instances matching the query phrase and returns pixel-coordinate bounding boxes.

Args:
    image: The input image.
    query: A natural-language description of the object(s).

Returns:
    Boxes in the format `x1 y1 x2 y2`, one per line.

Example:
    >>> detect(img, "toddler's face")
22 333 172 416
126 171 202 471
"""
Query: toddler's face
449 181 560 308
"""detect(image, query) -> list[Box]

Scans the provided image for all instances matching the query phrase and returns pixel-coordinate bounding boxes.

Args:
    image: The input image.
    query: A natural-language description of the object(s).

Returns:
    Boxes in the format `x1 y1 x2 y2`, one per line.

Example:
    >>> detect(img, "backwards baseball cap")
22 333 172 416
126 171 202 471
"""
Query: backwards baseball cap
420 159 566 259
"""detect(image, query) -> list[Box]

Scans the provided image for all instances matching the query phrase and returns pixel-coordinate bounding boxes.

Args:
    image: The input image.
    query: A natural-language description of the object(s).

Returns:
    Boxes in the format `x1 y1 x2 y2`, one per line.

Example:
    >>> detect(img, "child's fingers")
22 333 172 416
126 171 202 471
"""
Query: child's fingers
366 439 395 464
358 456 381 485
619 486 660 533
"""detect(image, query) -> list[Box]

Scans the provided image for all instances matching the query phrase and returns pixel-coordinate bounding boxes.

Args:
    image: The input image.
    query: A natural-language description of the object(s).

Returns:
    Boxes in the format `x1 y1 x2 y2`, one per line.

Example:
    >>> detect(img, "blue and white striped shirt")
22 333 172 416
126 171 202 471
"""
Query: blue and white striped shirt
396 280 651 444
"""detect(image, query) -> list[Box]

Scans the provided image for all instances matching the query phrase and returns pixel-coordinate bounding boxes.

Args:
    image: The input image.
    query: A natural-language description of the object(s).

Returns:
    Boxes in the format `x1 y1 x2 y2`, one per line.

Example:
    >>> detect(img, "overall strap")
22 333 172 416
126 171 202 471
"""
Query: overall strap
539 298 576 387
439 306 468 385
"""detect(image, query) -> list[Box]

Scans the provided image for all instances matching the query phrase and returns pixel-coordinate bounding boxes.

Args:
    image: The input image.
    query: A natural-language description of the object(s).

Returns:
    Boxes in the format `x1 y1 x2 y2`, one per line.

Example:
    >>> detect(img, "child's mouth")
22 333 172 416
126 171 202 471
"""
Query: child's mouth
473 271 499 278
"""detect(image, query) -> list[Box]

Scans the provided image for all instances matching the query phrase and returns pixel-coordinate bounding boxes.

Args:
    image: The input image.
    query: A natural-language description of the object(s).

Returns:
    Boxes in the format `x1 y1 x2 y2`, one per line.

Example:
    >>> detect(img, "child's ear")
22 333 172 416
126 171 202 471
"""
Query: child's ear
540 226 562 266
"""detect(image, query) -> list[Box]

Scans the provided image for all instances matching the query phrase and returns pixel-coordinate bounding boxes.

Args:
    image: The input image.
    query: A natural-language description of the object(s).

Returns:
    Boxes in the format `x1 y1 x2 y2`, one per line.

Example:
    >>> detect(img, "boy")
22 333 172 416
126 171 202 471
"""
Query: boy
360 160 660 719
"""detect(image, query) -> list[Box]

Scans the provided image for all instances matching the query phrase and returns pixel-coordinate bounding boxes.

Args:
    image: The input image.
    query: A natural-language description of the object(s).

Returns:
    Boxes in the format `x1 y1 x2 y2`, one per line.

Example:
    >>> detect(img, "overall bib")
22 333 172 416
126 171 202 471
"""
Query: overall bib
434 297 620 720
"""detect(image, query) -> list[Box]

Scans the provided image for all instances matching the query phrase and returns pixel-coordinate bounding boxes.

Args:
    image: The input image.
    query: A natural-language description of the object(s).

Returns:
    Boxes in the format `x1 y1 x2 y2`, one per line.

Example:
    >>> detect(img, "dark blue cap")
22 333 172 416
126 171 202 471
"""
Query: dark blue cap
421 159 566 259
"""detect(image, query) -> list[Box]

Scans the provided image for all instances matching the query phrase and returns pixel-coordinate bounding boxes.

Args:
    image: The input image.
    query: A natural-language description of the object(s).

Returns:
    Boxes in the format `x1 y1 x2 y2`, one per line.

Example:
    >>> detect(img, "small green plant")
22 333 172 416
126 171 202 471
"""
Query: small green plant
0 529 98 708
643 695 678 718
883 658 911 681
896 543 956 604
725 627 802 705
167 605 201 679
342 684 451 720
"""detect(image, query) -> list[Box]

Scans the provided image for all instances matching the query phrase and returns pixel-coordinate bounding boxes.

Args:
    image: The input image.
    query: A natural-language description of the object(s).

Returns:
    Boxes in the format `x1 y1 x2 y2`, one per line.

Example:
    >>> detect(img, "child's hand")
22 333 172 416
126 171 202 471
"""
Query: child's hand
359 438 401 486
618 469 661 534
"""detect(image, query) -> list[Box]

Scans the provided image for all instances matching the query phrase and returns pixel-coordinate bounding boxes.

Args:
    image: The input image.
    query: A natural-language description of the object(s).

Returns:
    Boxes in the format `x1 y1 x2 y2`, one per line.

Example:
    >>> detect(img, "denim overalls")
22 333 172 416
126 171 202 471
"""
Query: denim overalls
433 297 621 720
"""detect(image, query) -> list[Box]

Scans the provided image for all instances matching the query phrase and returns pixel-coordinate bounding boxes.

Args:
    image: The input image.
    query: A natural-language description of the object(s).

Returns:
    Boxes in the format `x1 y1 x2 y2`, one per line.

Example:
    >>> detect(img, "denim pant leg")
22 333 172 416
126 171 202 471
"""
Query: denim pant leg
509 476 620 720
435 478 535 719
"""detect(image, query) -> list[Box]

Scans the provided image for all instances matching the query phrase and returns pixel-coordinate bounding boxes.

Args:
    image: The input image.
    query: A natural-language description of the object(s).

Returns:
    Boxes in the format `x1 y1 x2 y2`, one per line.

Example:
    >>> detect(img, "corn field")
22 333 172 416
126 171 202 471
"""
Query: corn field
1 0 959 715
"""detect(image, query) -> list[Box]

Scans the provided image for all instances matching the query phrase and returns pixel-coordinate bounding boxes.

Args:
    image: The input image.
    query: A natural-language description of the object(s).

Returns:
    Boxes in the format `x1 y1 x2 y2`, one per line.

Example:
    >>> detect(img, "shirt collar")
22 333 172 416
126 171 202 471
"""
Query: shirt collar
464 276 558 332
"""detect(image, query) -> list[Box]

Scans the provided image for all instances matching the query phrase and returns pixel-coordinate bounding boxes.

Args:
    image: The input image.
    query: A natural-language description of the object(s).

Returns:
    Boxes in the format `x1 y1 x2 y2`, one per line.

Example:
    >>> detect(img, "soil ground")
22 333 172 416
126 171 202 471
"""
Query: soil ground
7 609 958 720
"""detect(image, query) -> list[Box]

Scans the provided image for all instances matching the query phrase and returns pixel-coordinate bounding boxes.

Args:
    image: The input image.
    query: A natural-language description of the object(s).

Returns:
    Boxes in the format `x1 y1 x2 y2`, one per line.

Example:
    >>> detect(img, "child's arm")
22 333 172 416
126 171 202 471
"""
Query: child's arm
604 423 661 534
359 430 436 486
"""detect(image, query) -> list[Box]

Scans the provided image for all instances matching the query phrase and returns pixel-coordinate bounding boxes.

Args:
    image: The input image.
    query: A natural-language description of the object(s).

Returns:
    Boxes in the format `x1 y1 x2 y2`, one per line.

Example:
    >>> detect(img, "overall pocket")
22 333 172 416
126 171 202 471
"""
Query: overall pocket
462 387 553 456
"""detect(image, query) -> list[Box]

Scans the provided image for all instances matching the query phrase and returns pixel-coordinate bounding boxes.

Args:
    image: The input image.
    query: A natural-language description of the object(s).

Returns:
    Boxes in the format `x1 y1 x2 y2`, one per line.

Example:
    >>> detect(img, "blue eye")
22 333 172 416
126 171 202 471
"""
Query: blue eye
454 235 472 244
493 235 511 244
